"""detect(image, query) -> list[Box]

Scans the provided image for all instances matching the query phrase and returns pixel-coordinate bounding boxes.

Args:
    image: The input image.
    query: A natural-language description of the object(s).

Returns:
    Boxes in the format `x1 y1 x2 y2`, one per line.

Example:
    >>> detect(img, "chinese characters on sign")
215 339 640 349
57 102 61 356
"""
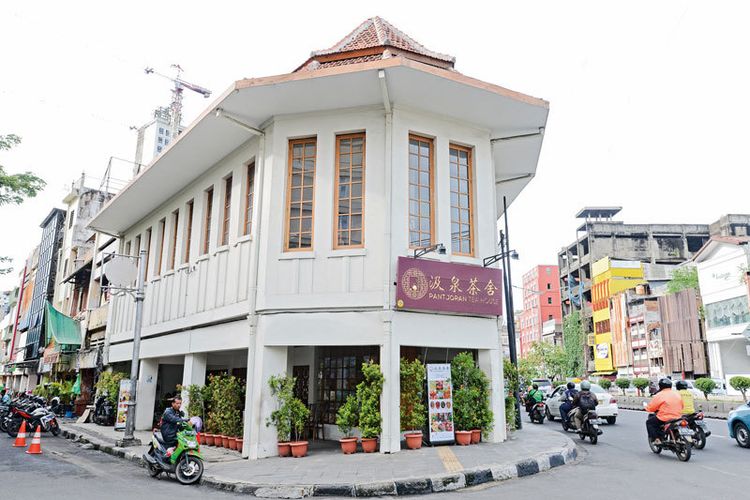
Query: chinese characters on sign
396 257 503 316
427 364 454 444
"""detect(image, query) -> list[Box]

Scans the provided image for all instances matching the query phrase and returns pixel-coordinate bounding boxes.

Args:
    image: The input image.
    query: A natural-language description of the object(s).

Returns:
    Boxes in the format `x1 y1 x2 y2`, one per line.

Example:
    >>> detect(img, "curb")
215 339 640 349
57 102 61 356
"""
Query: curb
59 427 578 497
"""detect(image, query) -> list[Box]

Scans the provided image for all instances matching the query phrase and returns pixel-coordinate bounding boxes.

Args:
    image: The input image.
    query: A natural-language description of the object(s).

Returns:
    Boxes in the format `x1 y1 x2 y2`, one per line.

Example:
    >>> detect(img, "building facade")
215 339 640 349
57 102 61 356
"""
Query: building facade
89 18 549 458
518 265 560 357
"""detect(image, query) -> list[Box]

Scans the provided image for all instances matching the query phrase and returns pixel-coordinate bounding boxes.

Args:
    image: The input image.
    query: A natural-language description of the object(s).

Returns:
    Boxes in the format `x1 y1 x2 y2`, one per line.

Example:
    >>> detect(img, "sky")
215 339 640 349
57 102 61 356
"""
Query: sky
2 1 750 303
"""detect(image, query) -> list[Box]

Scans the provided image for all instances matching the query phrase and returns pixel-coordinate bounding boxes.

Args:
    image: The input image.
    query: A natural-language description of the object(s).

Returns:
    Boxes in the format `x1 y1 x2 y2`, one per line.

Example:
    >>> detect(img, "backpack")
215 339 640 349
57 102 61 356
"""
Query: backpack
579 391 597 411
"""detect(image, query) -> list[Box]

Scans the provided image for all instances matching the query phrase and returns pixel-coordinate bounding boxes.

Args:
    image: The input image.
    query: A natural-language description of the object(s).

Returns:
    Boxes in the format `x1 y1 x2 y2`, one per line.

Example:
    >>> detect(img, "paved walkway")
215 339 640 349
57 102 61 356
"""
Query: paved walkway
59 422 577 497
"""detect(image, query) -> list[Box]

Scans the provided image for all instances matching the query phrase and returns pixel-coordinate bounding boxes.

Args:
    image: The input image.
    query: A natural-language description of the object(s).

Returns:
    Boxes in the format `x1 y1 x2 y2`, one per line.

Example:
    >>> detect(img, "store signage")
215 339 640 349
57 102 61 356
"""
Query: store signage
427 363 454 444
395 257 503 316
114 379 134 430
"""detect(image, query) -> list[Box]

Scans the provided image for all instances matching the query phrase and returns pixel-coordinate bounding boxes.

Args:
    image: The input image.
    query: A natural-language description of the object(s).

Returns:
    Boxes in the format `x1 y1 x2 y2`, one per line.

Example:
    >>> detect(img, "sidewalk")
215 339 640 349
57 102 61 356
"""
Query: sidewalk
59 422 577 498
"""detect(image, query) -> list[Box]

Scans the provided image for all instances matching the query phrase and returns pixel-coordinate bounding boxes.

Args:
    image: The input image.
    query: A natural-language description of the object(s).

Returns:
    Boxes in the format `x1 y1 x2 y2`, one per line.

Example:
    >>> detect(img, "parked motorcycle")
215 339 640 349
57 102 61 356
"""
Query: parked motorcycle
143 421 204 485
648 416 693 462
686 411 711 450
93 395 115 426
4 395 59 437
529 402 546 424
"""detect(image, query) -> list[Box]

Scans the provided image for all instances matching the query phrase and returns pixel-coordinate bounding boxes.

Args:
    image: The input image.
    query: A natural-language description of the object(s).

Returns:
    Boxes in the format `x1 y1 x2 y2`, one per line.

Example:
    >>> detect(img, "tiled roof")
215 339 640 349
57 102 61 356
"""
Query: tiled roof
295 17 455 72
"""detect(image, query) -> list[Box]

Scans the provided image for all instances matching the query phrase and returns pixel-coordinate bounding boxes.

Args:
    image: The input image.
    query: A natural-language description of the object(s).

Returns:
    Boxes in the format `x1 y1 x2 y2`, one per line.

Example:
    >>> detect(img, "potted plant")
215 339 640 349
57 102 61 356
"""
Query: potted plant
204 433 215 446
266 374 294 457
400 358 426 450
206 374 245 450
451 353 475 445
228 436 238 450
289 398 310 458
470 361 493 444
358 361 384 453
336 395 359 454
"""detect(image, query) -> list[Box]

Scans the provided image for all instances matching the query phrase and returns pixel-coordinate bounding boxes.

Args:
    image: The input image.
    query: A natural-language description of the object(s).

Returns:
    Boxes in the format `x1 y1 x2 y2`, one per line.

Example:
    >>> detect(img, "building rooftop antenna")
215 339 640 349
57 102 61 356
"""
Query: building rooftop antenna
144 65 211 139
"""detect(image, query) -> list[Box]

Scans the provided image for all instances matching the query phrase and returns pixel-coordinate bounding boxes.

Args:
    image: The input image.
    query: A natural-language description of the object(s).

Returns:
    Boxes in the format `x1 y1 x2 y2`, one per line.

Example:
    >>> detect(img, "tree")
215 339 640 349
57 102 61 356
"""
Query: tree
632 377 650 397
615 378 631 396
524 341 567 382
667 266 699 294
599 379 612 391
0 133 46 274
562 311 585 377
694 378 717 400
399 358 426 432
730 376 750 402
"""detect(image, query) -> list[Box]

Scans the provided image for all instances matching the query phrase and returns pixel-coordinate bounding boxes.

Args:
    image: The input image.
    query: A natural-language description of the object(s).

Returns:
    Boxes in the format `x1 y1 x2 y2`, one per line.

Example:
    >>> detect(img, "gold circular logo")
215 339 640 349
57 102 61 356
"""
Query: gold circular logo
401 267 429 300
396 299 404 308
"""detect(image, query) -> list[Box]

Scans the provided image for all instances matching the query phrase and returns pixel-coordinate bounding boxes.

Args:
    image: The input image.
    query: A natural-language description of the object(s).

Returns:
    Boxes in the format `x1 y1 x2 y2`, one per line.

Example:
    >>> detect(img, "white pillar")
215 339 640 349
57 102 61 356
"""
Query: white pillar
380 316 400 454
708 341 723 379
181 353 207 413
136 358 158 430
242 317 258 459
247 343 288 459
478 348 506 443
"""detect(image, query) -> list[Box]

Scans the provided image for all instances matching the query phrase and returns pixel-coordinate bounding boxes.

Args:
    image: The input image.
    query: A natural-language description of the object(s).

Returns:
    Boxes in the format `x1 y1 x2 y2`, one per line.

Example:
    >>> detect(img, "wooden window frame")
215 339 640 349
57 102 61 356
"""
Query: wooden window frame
184 199 194 264
133 236 141 258
449 143 475 256
143 228 152 277
243 162 255 236
220 175 232 247
202 187 214 255
284 137 317 252
408 134 435 249
168 209 179 271
155 218 166 275
333 133 366 249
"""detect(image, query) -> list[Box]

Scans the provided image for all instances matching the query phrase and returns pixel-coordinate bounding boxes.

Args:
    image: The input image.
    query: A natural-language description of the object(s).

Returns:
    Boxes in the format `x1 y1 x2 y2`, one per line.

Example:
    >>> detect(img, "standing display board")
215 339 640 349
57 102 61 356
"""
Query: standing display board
426 363 454 444
114 379 134 430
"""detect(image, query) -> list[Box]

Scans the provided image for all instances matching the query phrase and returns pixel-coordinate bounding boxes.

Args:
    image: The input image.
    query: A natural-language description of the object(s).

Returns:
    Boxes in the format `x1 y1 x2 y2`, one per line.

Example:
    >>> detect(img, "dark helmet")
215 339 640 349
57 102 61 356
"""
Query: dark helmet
676 381 688 390
567 382 575 390
532 383 539 390
658 378 672 390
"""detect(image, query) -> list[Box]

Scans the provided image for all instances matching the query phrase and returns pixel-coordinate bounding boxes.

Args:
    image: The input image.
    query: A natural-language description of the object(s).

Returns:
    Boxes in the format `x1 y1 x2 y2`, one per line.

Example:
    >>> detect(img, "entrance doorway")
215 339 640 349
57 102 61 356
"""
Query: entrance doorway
293 365 309 403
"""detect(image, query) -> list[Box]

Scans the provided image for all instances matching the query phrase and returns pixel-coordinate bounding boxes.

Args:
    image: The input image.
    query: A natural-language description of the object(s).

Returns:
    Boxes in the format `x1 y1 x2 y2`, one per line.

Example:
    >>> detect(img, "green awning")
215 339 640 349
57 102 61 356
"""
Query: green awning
45 301 81 347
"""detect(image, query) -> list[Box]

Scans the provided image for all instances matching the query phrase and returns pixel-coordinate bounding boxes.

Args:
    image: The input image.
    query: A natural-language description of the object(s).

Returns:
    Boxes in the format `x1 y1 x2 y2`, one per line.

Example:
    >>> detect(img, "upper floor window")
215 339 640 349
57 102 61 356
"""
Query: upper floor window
449 144 473 255
68 210 75 229
334 133 365 248
285 138 316 251
133 235 141 258
143 228 152 276
168 209 179 271
155 218 166 275
220 176 232 246
244 162 255 236
184 199 194 263
202 187 214 255
408 135 433 248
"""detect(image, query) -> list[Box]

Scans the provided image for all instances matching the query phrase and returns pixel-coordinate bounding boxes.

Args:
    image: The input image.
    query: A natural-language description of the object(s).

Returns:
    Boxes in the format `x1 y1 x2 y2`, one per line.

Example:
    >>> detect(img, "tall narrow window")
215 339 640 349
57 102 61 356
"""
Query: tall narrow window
334 133 365 248
220 176 232 246
168 209 179 271
285 138 316 250
244 162 255 236
408 135 433 248
184 199 194 263
449 144 473 255
155 219 166 275
133 236 141 258
202 187 214 255
124 240 132 256
143 228 152 276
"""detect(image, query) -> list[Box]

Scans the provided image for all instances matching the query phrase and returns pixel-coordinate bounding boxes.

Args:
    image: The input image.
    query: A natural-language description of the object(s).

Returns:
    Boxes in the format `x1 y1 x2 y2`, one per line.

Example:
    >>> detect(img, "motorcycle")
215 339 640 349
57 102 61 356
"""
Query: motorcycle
686 411 711 450
93 395 115 426
143 421 204 485
577 409 602 444
648 416 693 462
5 396 60 437
529 402 546 424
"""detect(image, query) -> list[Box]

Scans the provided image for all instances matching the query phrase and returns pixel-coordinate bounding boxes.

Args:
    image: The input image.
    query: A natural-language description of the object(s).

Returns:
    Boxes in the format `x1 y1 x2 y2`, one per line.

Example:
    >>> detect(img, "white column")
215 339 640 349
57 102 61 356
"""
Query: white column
136 358 158 430
242 316 258 458
181 352 207 412
380 316 400 454
478 348 506 443
247 343 288 459
708 341 723 379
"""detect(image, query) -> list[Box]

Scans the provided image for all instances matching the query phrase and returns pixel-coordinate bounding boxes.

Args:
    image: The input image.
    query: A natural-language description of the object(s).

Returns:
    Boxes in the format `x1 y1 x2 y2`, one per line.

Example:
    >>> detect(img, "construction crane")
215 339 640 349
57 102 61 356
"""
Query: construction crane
144 65 211 139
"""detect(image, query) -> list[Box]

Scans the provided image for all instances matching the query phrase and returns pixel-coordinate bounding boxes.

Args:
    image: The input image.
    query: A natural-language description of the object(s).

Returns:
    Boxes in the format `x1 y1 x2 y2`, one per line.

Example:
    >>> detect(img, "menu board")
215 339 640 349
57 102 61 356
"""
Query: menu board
114 379 134 430
427 364 454 443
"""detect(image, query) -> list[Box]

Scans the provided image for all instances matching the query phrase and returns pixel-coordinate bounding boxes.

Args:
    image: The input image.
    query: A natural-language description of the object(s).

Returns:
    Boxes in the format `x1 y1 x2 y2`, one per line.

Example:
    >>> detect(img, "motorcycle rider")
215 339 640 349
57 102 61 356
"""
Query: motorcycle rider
525 383 544 414
560 382 578 425
676 381 695 415
644 378 683 445
160 396 188 455
571 380 597 431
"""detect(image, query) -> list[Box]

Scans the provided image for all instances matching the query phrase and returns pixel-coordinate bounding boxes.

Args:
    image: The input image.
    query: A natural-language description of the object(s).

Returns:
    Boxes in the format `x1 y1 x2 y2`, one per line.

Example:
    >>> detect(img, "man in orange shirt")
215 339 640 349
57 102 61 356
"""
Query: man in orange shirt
645 378 684 444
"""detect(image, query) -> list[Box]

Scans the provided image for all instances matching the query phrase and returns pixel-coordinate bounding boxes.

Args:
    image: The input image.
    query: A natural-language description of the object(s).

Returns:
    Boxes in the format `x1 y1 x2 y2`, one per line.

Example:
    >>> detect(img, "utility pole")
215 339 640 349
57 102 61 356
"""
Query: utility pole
502 195 522 430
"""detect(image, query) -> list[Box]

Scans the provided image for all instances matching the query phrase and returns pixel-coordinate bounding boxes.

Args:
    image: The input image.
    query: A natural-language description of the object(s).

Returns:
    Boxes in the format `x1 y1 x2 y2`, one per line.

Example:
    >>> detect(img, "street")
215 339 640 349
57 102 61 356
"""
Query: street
2 409 745 499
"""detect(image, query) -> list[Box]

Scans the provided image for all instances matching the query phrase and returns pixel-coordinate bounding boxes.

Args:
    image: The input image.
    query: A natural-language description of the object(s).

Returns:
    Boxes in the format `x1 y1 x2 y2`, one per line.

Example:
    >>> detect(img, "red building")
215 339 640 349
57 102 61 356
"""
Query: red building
518 265 562 357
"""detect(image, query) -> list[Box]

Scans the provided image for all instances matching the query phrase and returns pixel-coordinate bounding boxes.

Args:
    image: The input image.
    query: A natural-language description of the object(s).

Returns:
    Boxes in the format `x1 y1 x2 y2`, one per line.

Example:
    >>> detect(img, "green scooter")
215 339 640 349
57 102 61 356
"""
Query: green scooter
143 421 204 485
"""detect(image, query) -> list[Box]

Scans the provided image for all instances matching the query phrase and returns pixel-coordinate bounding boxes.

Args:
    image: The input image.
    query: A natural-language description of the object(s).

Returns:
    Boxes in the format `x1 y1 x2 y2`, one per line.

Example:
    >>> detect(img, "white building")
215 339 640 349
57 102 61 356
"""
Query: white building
694 236 750 394
133 107 176 174
89 17 548 458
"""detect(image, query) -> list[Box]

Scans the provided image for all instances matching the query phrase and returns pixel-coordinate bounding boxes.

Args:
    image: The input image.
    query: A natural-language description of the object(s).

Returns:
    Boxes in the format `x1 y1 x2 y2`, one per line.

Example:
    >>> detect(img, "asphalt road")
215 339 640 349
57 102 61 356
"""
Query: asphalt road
2 410 745 499
454 409 747 500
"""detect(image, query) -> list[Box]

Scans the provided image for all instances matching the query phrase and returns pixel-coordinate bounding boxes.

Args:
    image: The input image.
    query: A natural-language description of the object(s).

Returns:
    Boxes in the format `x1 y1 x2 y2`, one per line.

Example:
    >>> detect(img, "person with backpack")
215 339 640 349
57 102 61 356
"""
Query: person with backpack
560 382 578 425
571 380 598 431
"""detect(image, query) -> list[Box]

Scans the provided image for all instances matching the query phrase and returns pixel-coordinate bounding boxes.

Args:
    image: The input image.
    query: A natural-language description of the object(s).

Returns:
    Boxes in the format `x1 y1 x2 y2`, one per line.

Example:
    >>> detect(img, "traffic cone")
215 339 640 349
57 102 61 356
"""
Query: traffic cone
12 420 27 447
26 426 42 454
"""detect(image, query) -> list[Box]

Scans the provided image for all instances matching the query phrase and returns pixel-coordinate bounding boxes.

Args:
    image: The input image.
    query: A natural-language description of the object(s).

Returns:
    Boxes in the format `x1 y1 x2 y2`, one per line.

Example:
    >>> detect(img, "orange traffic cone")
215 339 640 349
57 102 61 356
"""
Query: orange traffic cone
12 420 27 447
26 425 42 454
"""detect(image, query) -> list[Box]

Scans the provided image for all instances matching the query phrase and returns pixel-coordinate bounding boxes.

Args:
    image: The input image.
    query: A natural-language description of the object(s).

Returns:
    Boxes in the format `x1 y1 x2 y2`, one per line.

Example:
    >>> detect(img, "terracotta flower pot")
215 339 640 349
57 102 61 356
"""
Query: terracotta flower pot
339 437 357 454
471 429 481 444
228 436 238 450
405 432 423 450
237 438 244 452
278 442 291 457
221 435 230 448
197 432 205 445
455 430 472 446
290 441 308 458
361 437 378 453
204 433 215 446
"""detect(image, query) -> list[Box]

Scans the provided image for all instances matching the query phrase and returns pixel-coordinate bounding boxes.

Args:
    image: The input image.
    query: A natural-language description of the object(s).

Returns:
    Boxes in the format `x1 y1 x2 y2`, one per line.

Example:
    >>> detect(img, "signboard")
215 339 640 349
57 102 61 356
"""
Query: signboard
114 379 134 430
427 363 454 443
396 257 502 316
